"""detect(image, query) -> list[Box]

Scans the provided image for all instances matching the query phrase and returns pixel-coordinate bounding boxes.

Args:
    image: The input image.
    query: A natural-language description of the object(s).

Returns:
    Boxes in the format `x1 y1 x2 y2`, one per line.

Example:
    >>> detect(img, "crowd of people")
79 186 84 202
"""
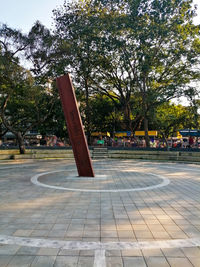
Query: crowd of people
1 133 199 149
92 136 200 149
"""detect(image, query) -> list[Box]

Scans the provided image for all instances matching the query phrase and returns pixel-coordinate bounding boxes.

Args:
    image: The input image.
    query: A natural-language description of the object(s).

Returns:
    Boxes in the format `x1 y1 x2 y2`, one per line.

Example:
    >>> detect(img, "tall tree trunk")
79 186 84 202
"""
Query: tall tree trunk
132 115 143 131
162 132 169 151
124 103 132 132
144 116 150 147
141 77 150 147
85 78 91 145
16 132 25 154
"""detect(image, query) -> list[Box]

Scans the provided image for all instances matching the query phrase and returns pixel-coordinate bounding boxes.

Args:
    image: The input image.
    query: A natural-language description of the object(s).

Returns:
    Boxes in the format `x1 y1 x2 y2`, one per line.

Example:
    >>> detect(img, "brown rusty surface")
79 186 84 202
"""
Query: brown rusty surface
56 74 95 177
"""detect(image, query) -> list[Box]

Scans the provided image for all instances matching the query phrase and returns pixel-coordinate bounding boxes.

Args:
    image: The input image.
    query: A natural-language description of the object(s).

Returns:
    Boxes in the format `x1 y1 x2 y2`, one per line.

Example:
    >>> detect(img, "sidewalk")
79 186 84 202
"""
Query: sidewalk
0 159 200 266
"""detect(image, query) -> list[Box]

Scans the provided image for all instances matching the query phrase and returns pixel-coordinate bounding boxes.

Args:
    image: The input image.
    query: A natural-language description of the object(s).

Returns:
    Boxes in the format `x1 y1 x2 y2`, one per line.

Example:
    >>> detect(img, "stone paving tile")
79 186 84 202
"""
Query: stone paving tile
0 229 17 236
188 257 200 267
144 256 170 267
58 249 80 256
51 224 68 231
16 246 40 255
121 249 143 257
122 256 147 267
0 255 13 267
37 248 59 256
106 256 123 267
134 230 154 239
35 224 54 231
83 230 100 238
142 248 164 257
54 256 78 267
162 247 185 257
13 229 33 237
116 224 133 231
30 255 56 267
79 250 94 256
0 160 200 266
77 256 94 267
6 255 35 267
30 230 49 237
166 257 194 267
0 245 20 255
65 230 83 238
130 219 146 225
121 231 135 240
151 231 171 239
101 230 118 238
84 224 100 231
181 247 200 257
132 225 150 231
105 250 121 257
47 230 66 238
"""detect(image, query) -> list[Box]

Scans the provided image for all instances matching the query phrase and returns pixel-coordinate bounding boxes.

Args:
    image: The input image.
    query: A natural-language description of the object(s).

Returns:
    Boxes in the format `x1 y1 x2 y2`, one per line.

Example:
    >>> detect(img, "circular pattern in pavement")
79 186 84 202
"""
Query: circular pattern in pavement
31 167 170 193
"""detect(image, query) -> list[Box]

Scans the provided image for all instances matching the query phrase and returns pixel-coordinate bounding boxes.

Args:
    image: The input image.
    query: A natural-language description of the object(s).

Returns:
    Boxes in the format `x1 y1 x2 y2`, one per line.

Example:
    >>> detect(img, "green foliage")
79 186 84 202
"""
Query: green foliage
84 93 121 133
0 53 52 135
1 0 200 148
152 102 190 138
0 25 56 153
53 0 200 137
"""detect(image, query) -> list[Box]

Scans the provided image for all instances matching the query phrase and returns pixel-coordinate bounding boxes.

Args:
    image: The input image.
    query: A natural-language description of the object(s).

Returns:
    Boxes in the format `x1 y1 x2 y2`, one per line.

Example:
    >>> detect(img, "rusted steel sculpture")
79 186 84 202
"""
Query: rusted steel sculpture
56 74 95 177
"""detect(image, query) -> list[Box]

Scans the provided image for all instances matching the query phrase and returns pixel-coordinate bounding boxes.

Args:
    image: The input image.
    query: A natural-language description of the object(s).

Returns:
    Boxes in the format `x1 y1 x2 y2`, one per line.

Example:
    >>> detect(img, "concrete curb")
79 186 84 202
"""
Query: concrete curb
0 149 199 162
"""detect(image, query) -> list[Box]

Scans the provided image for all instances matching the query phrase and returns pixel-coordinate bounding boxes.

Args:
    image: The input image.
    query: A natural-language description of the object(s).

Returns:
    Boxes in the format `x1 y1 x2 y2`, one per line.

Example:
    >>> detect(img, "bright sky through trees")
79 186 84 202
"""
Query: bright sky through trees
0 0 200 33
0 0 65 33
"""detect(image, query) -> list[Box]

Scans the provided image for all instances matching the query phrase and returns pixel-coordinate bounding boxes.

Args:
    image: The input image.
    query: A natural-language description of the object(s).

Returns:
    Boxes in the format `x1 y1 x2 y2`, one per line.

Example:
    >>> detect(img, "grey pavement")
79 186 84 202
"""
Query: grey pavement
0 159 200 266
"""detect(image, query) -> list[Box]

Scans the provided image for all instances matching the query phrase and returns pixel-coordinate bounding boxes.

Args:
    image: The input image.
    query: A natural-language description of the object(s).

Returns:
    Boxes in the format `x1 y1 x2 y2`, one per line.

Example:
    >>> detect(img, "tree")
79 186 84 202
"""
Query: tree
0 25 55 153
82 93 121 134
53 2 101 144
0 119 7 140
184 87 200 129
54 0 200 147
37 84 67 140
152 102 191 148
26 21 61 79
96 0 200 145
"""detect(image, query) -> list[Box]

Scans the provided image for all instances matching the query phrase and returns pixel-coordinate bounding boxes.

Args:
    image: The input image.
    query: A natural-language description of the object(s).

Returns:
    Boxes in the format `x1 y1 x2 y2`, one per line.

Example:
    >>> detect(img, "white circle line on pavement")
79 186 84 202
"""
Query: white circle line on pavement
0 234 200 251
30 170 170 193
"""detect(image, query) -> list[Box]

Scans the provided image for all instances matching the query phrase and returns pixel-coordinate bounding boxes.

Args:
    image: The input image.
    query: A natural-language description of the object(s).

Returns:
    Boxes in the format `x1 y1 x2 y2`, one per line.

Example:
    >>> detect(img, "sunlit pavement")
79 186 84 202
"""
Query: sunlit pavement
0 159 200 267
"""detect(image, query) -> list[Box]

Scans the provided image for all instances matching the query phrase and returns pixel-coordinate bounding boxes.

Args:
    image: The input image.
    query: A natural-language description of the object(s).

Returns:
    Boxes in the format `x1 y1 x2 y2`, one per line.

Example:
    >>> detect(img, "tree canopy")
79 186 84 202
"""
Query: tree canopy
0 0 200 151
53 0 200 146
0 24 55 153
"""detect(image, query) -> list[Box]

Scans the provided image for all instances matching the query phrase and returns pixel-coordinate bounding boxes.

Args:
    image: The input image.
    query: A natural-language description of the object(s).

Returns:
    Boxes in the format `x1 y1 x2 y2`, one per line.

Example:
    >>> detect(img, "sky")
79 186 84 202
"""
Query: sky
1 0 199 107
0 0 200 34
0 0 65 33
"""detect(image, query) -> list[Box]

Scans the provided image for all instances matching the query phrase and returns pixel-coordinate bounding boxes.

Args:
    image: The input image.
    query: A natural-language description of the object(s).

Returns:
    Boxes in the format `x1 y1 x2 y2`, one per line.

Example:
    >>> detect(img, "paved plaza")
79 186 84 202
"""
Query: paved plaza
0 159 200 266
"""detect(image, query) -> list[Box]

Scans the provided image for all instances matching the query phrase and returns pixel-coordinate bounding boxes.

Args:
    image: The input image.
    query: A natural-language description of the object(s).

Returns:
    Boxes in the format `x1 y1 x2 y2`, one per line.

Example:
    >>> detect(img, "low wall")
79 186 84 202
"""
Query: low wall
0 149 74 160
0 148 199 163
108 149 200 162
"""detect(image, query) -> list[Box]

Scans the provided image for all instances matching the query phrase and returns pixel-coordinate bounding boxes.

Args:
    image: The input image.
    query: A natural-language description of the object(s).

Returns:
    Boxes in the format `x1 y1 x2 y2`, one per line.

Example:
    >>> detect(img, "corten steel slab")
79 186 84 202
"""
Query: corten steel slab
56 74 95 177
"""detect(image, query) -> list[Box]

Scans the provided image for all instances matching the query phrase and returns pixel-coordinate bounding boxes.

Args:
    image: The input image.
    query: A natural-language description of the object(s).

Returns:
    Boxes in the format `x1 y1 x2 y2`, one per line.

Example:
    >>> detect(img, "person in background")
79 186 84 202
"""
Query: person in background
189 136 194 148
